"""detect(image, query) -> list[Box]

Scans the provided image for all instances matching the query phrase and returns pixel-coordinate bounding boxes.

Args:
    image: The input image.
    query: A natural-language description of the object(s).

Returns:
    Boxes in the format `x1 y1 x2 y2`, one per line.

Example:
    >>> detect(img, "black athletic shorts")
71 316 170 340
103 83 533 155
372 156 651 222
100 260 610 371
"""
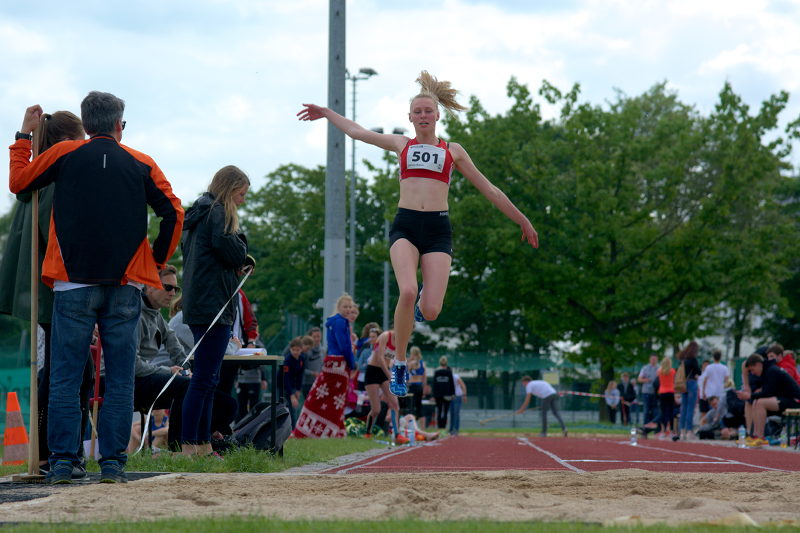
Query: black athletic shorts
389 208 453 256
365 364 388 386
778 397 800 413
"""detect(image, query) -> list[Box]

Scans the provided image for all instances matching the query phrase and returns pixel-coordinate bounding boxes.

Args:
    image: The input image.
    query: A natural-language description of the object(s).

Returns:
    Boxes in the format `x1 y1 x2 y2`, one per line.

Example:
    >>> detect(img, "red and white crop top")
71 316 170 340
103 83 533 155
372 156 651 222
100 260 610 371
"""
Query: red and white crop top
399 138 455 185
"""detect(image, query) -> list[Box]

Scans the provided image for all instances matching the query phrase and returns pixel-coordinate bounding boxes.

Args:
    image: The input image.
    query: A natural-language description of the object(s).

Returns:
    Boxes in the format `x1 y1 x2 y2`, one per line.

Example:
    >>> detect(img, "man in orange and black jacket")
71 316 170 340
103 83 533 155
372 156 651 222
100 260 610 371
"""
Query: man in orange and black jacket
9 91 183 484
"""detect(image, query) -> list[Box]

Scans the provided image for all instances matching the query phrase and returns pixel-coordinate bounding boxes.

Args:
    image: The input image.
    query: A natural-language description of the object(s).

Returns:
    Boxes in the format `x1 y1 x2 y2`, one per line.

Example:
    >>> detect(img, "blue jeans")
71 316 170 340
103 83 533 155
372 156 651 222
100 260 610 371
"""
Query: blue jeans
181 324 231 444
679 379 698 431
642 392 658 425
449 396 462 434
49 285 141 468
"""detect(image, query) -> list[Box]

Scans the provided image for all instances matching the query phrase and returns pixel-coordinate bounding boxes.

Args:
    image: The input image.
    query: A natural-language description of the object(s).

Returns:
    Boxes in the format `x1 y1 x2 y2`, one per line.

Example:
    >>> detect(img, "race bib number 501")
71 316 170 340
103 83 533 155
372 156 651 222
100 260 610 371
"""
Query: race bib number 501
406 144 446 173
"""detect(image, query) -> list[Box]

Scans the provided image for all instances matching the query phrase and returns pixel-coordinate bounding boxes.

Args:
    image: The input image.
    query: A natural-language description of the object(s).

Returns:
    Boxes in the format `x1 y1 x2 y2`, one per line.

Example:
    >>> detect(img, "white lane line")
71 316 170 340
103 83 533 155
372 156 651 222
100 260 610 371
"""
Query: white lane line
612 440 791 473
327 445 421 474
564 460 730 464
517 436 585 473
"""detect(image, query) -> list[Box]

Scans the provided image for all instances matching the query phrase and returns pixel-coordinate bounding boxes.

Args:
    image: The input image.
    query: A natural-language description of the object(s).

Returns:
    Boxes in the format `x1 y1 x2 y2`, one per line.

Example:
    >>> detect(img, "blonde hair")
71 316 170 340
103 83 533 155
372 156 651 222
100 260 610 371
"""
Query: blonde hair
605 380 617 392
412 71 468 116
333 293 354 315
659 356 672 375
439 355 448 366
409 346 422 361
208 165 250 234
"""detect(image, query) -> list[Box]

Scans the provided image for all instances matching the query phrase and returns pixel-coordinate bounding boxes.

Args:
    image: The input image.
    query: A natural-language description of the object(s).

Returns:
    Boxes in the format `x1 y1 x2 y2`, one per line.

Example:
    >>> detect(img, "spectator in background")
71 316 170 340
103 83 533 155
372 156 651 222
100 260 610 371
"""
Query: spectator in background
292 294 357 438
737 353 800 446
767 343 800 385
283 337 306 428
449 371 467 436
10 94 184 483
1 107 85 477
697 360 710 415
617 373 637 425
677 341 701 440
604 380 620 424
131 264 190 452
638 354 660 425
696 395 726 439
356 323 380 390
658 356 677 440
363 328 400 440
180 165 249 456
433 356 456 429
408 346 427 428
721 378 745 439
516 376 567 438
302 327 323 399
168 295 194 354
700 349 729 412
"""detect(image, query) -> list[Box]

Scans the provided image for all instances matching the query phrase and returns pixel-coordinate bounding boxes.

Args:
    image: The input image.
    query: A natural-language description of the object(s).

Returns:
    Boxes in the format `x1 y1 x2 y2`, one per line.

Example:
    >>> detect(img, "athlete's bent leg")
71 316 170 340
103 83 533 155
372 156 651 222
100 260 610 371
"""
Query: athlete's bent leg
418 252 452 322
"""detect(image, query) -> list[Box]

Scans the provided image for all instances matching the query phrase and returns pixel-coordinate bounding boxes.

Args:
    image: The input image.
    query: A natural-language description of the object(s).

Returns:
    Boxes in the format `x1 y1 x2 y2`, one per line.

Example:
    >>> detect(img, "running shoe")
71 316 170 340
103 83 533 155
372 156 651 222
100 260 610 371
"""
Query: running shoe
390 363 408 396
395 434 410 445
746 437 769 447
99 460 128 484
414 283 425 322
45 460 74 485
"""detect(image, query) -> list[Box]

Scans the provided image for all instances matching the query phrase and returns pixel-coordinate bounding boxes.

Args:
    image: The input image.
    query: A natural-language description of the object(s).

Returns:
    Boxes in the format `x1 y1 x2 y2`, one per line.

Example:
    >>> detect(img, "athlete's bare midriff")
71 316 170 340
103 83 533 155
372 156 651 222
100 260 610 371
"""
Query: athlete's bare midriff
397 178 450 211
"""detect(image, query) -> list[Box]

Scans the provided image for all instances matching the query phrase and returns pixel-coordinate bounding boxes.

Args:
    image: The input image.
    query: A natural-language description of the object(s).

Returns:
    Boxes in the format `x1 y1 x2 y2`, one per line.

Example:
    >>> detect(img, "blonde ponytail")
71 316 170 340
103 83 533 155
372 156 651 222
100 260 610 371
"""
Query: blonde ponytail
412 71 468 115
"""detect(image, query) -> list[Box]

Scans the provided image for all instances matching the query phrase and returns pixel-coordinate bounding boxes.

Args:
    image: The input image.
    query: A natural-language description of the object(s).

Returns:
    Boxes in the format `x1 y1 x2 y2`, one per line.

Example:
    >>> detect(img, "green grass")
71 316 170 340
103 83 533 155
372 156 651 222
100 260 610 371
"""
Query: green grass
1 437 384 476
0 517 782 532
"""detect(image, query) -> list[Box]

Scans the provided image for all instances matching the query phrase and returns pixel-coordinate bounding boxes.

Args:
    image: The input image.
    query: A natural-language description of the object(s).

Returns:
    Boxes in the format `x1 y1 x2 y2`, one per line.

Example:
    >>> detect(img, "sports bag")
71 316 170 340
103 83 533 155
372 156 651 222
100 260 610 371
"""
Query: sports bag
232 401 292 453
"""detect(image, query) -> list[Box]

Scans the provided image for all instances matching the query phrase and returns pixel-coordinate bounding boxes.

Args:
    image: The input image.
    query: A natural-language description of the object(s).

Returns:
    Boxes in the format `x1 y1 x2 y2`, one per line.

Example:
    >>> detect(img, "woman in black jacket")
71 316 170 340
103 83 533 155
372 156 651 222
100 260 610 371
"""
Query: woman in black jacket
433 356 456 429
180 165 249 456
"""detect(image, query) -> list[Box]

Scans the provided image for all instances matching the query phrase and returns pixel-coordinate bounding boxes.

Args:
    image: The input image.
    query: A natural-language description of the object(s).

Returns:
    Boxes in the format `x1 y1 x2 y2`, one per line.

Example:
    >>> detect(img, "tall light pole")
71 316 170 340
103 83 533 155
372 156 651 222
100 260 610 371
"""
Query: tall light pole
322 0 347 336
371 126 406 331
345 66 377 300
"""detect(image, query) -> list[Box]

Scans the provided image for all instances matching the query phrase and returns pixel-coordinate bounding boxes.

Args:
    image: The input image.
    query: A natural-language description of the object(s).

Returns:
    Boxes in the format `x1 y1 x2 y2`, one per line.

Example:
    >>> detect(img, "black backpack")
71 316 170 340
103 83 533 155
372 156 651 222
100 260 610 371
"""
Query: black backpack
232 401 292 453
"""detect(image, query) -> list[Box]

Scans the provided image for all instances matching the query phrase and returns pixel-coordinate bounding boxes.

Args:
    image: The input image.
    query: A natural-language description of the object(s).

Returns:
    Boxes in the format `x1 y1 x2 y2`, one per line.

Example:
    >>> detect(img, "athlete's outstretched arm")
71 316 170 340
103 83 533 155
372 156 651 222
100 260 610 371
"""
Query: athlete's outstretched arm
297 104 407 153
451 143 539 249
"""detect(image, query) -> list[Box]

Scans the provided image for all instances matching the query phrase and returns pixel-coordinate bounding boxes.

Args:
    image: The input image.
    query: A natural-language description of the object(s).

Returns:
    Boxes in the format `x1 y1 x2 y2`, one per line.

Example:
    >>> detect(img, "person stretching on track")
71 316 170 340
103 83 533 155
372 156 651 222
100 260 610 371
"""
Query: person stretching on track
298 71 538 396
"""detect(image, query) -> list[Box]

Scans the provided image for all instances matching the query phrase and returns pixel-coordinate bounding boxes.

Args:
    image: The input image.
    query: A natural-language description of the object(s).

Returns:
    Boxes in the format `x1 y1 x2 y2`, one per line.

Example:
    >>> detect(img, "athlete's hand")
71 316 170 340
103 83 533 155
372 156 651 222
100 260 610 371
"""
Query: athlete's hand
521 218 539 249
297 104 327 121
20 105 44 134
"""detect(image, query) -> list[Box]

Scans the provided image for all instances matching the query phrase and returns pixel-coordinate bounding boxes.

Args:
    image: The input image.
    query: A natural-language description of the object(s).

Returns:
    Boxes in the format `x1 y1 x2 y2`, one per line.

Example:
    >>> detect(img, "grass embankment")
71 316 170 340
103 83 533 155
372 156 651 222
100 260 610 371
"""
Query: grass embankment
0 517 786 533
0 437 383 476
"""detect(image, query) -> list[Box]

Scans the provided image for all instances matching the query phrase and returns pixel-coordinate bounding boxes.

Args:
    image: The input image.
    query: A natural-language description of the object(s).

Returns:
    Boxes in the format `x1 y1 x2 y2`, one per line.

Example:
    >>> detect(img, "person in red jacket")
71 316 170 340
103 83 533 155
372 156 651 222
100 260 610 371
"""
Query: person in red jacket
9 93 183 484
767 343 800 385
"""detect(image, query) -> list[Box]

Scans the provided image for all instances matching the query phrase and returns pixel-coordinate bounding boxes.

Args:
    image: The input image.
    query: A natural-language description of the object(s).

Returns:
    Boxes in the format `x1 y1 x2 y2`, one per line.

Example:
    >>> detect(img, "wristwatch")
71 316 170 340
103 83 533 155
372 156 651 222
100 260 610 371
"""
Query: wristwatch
15 131 32 141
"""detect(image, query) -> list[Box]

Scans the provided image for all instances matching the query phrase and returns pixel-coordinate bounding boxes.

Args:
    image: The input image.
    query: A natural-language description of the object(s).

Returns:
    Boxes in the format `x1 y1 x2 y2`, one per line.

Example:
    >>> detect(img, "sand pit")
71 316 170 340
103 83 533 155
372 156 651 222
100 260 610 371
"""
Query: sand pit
1 469 799 525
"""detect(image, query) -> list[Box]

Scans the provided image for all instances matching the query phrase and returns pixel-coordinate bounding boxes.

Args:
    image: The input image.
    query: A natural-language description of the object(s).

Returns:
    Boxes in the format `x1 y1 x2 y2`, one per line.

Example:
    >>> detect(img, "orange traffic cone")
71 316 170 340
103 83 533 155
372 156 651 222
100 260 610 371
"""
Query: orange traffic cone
3 392 29 466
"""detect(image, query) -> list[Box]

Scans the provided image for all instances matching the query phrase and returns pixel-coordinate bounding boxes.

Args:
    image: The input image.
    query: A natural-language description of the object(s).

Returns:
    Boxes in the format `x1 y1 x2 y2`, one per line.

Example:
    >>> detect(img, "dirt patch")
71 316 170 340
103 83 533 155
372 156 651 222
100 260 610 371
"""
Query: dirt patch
1 469 799 525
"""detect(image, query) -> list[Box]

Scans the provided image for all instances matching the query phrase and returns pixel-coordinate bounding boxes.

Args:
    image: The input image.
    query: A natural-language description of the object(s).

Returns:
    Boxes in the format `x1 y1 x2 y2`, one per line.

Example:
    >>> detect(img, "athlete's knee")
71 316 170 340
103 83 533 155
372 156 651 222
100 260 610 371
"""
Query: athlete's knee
397 285 418 304
419 301 442 321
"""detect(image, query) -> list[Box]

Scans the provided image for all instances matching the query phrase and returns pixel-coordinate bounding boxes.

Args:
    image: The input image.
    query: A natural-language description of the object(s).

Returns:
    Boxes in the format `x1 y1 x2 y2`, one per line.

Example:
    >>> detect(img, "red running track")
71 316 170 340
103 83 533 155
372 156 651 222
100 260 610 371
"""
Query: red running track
322 436 800 474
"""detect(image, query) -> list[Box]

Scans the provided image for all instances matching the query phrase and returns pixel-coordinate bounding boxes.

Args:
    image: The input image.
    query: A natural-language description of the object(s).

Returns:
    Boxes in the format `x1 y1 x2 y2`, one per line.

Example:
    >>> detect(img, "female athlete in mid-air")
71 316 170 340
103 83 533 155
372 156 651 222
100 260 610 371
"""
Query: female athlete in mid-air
298 71 538 394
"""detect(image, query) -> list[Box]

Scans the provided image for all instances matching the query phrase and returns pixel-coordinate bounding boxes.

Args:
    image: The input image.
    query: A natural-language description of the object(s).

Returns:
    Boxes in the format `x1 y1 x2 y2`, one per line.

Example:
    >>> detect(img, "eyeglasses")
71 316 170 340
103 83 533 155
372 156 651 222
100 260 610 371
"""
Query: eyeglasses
121 120 126 130
162 283 180 293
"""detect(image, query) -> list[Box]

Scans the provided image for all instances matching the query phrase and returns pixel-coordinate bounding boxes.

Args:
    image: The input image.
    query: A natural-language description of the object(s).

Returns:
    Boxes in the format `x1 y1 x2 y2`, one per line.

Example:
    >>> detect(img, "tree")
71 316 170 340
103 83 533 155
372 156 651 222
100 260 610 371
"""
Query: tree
440 79 798 381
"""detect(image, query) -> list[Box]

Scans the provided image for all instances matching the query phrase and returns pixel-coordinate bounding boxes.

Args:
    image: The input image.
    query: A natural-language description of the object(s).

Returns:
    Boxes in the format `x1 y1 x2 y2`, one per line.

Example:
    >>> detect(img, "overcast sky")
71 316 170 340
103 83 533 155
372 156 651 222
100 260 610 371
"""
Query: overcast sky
2 0 800 216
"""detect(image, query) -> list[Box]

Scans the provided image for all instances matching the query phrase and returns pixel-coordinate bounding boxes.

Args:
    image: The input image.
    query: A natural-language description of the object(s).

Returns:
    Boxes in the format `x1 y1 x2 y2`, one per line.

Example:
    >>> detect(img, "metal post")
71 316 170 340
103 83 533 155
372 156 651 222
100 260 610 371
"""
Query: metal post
323 0 347 333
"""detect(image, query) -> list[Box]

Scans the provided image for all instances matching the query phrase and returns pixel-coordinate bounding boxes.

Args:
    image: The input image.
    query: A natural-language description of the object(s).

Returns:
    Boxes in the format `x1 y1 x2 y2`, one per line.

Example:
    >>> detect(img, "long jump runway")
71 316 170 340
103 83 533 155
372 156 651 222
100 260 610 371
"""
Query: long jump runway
322 435 800 474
